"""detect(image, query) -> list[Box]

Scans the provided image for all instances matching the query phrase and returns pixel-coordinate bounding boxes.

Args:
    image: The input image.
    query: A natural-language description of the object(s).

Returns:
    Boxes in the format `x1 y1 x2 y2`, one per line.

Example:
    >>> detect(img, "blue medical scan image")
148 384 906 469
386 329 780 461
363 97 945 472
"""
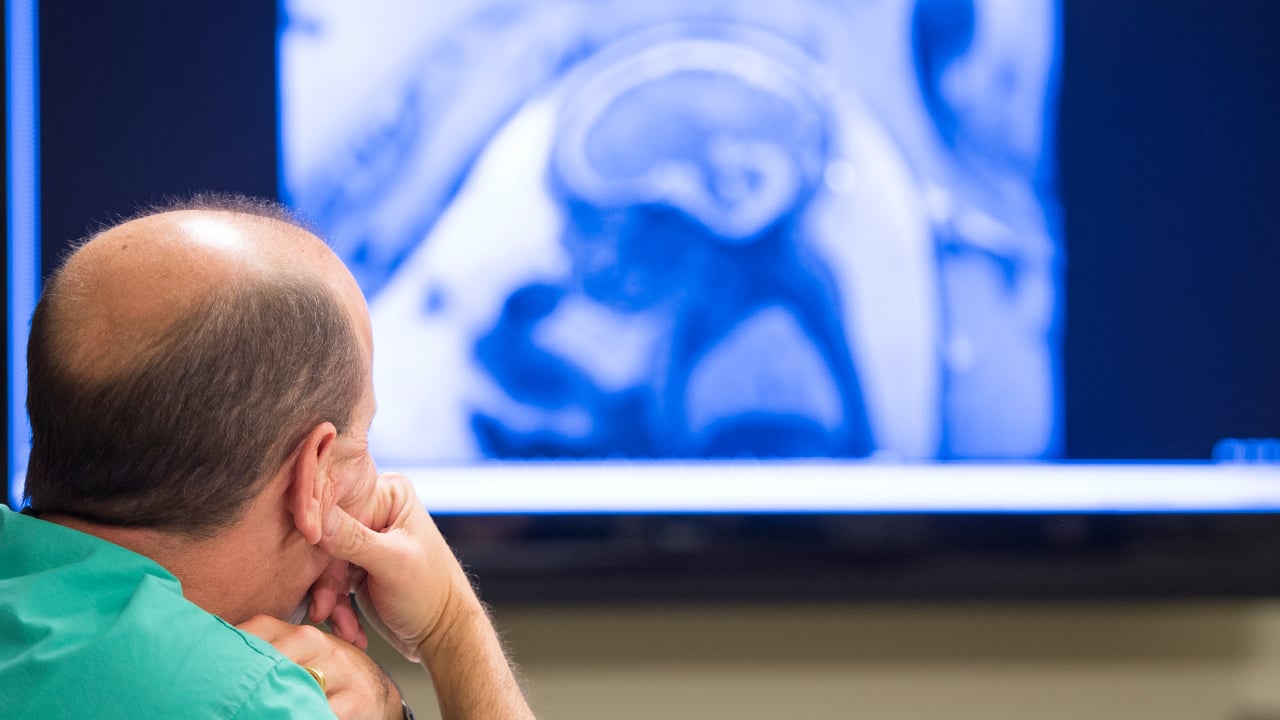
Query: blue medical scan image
280 0 1063 463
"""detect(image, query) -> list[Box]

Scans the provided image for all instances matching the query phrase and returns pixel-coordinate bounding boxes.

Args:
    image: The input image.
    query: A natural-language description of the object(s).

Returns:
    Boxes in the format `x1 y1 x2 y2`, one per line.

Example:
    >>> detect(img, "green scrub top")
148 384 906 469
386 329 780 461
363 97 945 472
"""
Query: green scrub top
0 506 336 718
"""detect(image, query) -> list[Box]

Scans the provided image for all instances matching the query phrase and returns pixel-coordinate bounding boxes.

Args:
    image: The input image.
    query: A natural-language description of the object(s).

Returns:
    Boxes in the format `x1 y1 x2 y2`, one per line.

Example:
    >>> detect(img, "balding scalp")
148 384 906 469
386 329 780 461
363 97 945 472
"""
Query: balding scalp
24 197 365 534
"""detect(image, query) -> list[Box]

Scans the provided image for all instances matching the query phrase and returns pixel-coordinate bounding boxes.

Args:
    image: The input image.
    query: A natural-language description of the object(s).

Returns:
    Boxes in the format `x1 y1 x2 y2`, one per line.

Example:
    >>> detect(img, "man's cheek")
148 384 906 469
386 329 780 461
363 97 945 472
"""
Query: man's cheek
353 463 381 528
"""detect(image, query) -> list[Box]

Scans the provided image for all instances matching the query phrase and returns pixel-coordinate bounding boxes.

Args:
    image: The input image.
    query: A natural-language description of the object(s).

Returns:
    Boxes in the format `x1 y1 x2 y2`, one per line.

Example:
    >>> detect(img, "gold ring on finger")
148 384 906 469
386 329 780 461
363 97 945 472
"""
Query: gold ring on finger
303 665 327 694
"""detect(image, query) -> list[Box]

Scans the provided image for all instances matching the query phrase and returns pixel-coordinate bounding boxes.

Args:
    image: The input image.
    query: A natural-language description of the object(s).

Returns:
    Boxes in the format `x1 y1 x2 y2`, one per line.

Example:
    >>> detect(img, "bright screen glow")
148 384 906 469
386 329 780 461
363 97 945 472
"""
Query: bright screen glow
273 0 1280 512
280 0 1064 466
6 0 39 509
7 1 1277 514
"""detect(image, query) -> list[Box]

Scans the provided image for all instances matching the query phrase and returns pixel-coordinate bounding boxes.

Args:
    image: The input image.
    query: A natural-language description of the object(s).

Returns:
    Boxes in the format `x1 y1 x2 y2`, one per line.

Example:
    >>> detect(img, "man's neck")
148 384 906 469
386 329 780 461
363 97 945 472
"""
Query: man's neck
44 510 292 625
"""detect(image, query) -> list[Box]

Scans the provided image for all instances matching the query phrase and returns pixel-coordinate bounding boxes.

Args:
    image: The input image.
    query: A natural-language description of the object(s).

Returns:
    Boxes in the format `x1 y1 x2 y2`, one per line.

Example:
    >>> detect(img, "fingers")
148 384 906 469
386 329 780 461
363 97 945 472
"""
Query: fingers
236 614 293 644
307 557 367 649
237 616 332 666
329 593 368 650
317 471 462 662
320 503 391 572
237 616 396 719
309 557 350 625
319 472 418 575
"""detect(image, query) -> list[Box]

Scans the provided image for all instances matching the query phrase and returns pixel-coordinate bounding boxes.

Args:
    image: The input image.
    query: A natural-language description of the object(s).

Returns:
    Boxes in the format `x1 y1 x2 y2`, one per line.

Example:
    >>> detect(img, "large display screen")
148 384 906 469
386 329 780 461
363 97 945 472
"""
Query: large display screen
281 0 1064 465
7 0 1280 525
274 0 1276 516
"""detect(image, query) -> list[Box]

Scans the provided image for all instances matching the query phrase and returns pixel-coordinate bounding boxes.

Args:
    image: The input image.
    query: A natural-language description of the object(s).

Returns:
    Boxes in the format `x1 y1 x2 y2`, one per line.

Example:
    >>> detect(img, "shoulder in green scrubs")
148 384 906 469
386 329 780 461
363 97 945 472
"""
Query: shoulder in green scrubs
0 506 336 719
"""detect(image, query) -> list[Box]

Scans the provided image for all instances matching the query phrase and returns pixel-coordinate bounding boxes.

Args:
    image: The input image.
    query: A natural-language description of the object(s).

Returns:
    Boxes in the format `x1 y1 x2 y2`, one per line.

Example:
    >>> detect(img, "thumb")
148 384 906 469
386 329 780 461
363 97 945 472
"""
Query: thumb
320 503 391 574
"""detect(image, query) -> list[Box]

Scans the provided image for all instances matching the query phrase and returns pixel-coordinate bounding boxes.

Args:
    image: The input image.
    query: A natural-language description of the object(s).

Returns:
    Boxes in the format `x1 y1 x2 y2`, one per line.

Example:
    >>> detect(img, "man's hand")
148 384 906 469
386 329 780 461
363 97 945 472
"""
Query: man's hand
308 574 369 650
315 472 535 719
236 615 400 720
314 472 468 662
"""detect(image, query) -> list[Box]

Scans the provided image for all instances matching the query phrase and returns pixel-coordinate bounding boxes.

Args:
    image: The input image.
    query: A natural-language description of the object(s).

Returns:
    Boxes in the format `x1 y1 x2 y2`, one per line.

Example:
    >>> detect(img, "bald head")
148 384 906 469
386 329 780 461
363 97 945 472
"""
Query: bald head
50 207 366 382
25 196 367 535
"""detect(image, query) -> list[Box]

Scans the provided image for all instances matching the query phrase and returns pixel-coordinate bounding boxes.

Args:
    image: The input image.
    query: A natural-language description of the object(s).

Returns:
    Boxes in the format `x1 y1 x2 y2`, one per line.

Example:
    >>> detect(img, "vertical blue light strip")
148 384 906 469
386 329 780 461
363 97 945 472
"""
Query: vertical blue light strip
275 0 289 206
7 0 39 508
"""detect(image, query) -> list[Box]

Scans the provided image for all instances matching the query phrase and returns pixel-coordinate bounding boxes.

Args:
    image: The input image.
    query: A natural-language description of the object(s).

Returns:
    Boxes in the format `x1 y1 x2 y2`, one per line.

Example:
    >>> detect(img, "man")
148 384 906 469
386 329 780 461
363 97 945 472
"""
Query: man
0 195 536 719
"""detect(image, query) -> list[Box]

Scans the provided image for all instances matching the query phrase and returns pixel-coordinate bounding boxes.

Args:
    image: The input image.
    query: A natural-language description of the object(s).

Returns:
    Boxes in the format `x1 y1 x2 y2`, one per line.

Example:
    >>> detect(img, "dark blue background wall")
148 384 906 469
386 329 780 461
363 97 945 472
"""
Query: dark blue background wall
1059 0 1279 459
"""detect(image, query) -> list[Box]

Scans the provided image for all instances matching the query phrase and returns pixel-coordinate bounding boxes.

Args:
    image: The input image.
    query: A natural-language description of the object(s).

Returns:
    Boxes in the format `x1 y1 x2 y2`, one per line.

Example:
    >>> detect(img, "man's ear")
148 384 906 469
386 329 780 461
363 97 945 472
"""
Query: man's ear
287 422 339 546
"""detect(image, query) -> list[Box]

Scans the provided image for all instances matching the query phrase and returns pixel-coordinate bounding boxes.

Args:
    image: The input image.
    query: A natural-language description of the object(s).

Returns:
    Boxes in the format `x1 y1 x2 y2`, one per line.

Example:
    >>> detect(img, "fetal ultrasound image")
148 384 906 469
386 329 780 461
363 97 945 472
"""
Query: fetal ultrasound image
280 0 1063 462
